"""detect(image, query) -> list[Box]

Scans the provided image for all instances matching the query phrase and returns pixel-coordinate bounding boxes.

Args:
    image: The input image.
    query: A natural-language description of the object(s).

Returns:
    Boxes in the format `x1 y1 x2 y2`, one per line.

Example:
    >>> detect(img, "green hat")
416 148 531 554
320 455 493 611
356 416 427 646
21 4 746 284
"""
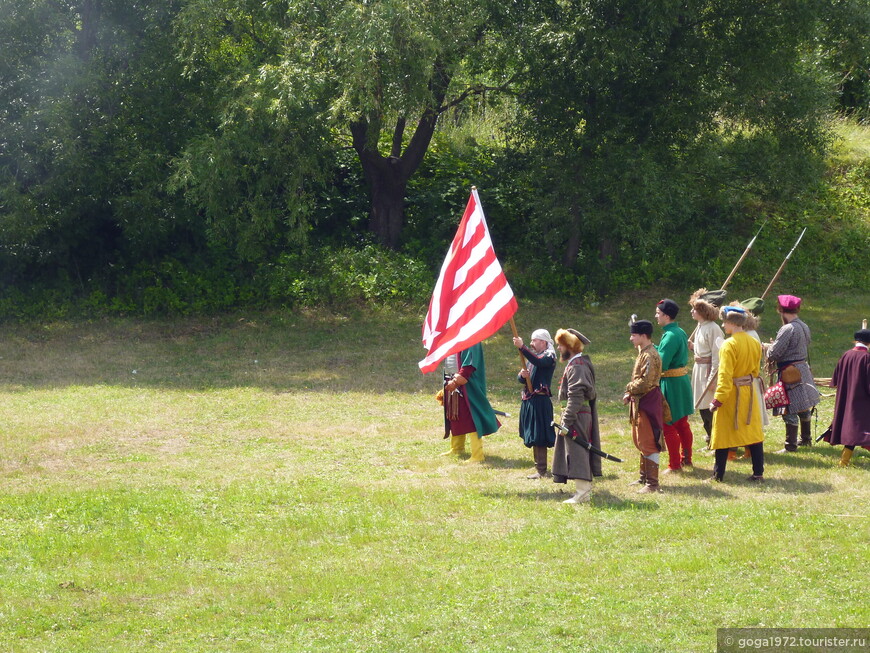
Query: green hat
741 297 764 315
700 289 727 307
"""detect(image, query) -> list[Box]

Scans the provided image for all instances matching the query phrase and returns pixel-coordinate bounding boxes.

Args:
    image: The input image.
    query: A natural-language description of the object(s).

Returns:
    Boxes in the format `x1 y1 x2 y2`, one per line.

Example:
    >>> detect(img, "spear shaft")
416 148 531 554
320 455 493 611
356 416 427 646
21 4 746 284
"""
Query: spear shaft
761 227 807 300
721 221 766 291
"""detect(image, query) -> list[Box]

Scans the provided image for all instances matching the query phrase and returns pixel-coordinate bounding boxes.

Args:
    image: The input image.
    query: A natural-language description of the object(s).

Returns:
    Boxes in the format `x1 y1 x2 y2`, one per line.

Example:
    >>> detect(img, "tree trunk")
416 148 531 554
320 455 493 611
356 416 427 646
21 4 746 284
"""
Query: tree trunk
367 161 408 249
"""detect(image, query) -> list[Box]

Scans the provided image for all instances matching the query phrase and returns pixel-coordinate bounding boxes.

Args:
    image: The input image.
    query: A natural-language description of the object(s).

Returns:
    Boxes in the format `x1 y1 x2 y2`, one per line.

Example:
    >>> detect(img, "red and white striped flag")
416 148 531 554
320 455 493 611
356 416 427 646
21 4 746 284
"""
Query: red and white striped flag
418 189 517 373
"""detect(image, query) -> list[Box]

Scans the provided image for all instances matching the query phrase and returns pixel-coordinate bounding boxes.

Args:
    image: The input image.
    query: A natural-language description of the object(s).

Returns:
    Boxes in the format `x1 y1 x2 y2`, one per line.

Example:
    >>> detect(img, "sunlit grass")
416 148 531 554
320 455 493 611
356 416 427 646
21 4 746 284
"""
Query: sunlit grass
1 291 868 651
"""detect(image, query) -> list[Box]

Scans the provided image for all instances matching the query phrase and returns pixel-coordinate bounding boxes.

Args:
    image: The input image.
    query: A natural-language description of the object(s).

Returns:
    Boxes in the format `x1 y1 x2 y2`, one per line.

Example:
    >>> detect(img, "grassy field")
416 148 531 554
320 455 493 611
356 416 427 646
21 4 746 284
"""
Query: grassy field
1 289 869 651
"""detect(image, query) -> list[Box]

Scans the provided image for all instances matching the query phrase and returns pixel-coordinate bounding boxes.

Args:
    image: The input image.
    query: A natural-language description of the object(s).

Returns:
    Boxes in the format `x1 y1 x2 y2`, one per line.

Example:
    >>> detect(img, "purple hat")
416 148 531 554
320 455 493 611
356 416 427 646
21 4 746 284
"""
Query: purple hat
777 295 802 312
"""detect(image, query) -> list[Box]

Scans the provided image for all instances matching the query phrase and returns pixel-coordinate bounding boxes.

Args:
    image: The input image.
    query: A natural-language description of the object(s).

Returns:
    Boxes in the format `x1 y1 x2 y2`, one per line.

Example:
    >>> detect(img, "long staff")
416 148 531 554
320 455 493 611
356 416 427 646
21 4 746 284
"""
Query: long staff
509 318 533 392
760 227 807 300
689 222 765 344
720 221 766 291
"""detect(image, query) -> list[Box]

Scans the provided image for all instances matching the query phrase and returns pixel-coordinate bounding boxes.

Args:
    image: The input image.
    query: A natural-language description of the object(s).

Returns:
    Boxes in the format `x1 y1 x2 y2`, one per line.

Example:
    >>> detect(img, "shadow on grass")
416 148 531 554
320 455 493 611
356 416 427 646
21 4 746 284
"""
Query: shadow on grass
481 454 534 470
764 449 844 470
656 484 733 498
752 478 835 493
590 490 661 510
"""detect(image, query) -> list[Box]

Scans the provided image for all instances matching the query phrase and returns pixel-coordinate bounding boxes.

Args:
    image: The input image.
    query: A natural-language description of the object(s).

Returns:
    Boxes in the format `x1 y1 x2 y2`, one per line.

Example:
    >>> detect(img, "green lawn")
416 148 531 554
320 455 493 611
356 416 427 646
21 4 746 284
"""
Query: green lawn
1 289 868 651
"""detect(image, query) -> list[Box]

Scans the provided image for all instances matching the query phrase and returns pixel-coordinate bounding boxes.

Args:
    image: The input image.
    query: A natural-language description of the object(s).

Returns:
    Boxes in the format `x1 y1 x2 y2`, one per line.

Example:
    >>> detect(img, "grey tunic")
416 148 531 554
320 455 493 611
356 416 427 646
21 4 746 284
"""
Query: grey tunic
767 318 820 414
553 353 602 482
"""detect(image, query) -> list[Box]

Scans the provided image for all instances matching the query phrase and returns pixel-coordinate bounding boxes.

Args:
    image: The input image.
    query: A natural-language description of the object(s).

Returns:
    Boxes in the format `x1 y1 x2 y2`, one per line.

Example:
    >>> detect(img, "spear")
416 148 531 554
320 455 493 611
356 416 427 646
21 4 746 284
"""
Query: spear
721 220 766 291
689 222 766 344
761 227 807 300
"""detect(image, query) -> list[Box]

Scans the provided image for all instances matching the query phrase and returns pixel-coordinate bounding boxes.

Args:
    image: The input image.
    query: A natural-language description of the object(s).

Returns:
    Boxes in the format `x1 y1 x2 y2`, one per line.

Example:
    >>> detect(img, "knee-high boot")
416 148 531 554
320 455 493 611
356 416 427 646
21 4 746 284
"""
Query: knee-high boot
467 433 485 463
799 419 813 447
628 456 646 485
528 446 548 478
440 434 466 456
637 458 660 493
777 423 798 453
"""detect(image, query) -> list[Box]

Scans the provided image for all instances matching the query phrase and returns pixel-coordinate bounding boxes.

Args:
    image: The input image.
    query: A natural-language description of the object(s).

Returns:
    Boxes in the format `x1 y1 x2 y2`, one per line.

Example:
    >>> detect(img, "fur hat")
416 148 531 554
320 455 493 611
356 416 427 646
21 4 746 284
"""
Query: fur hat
555 328 590 354
855 329 870 344
630 319 653 336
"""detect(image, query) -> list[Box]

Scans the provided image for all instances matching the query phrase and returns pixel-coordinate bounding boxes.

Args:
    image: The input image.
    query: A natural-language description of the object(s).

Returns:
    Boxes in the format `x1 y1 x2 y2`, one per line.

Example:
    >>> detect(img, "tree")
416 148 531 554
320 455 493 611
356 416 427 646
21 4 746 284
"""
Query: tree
511 0 832 289
0 0 206 285
174 0 524 250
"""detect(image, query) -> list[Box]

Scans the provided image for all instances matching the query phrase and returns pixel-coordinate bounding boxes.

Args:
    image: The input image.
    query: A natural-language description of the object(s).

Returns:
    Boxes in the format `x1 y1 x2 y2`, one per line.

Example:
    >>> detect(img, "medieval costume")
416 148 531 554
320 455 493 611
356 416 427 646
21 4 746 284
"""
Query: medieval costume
625 320 665 493
515 329 557 478
655 299 696 471
825 329 870 466
554 328 601 503
688 289 725 446
766 295 820 452
442 342 500 462
709 307 765 482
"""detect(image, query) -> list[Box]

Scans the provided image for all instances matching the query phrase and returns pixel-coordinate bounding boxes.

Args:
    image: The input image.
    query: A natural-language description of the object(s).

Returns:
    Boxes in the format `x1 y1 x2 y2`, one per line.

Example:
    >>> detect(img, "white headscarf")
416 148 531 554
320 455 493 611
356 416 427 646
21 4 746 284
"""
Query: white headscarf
529 329 556 363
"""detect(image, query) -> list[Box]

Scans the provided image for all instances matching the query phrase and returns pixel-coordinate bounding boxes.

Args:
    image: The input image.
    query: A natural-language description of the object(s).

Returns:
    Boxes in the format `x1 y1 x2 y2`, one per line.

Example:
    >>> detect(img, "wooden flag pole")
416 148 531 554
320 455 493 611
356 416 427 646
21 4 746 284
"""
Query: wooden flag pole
509 317 534 392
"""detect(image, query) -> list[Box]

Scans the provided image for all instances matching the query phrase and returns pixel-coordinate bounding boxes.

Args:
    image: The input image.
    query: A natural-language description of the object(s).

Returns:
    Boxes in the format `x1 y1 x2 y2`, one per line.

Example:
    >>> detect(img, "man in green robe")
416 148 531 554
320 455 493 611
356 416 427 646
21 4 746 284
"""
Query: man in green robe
655 298 695 473
443 342 500 462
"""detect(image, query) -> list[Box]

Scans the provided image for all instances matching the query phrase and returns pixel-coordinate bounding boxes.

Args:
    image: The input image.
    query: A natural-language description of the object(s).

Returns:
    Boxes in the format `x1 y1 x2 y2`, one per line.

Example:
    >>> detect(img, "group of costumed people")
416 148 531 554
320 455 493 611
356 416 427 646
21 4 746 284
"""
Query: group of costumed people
438 291 870 504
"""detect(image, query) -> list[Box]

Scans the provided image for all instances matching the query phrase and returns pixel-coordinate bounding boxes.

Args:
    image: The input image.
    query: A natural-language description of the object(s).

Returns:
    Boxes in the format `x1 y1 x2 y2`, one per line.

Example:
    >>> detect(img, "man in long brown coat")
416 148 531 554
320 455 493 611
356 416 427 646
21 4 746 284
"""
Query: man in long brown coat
554 328 601 504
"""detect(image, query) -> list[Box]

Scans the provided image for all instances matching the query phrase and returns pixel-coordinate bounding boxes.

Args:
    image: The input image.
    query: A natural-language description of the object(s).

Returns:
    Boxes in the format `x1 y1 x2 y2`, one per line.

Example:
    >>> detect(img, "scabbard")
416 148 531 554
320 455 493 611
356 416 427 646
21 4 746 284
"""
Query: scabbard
551 421 623 463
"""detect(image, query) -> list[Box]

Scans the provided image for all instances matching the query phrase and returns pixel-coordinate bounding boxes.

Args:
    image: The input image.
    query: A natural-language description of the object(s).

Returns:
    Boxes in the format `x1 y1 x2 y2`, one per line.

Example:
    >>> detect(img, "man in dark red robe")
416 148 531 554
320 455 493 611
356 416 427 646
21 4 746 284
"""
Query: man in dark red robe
827 329 870 466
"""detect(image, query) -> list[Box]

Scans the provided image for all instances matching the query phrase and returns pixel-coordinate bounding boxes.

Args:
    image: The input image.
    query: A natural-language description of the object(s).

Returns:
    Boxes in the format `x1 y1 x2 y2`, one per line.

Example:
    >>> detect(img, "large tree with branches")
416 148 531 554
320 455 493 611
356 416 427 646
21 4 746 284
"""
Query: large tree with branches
175 0 522 250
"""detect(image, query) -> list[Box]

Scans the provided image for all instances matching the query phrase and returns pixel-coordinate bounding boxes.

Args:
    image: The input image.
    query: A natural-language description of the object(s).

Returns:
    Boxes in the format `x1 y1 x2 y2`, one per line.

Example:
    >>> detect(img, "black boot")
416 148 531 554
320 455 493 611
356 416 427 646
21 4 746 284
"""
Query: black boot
777 423 799 453
799 419 813 447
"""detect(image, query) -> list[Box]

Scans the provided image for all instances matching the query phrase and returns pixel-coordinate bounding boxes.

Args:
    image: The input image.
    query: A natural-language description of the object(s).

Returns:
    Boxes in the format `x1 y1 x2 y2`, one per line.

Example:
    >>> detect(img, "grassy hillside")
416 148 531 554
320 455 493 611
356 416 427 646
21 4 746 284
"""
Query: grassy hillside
1 290 868 651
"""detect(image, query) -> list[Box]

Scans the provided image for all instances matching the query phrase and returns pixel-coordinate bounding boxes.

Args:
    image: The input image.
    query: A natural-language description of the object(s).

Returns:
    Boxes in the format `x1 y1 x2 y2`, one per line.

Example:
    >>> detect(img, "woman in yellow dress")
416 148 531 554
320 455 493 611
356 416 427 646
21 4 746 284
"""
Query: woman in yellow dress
708 306 765 482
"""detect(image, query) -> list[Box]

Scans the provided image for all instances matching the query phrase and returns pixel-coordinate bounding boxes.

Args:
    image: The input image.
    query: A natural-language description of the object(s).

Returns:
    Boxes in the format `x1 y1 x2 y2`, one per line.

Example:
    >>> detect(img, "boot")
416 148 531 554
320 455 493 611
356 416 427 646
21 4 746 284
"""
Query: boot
637 458 661 494
727 449 737 461
839 448 854 467
799 419 813 447
628 457 647 486
776 423 799 453
563 479 592 504
466 433 485 463
527 446 549 478
440 434 466 456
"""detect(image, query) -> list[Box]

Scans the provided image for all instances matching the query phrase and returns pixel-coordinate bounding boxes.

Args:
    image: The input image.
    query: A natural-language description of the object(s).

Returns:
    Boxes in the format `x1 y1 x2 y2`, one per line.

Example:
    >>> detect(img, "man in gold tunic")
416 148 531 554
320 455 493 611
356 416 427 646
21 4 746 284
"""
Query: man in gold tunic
623 319 666 493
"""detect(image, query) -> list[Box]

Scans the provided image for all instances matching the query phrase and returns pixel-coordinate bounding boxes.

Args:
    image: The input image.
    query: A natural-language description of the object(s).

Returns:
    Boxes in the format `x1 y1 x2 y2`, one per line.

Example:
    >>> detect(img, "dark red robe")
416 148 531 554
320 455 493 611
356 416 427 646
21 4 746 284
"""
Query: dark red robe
830 345 870 447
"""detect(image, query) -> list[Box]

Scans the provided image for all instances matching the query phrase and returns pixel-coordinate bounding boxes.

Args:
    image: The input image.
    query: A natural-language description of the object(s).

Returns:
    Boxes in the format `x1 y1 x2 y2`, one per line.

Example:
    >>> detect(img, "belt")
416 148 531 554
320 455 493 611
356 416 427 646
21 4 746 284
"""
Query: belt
733 375 755 430
694 356 712 364
661 367 688 378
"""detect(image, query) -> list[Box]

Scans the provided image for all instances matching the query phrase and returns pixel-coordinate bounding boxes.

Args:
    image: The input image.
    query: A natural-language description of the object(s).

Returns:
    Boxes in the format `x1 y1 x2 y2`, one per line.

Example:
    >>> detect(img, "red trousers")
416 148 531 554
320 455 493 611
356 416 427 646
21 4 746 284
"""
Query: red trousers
663 416 694 470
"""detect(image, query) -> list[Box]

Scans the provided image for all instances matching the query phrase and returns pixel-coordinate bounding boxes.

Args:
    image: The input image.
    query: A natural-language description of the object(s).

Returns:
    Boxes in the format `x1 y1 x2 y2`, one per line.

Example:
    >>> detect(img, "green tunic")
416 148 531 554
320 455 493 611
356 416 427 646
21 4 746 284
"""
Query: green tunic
460 343 500 437
655 322 694 424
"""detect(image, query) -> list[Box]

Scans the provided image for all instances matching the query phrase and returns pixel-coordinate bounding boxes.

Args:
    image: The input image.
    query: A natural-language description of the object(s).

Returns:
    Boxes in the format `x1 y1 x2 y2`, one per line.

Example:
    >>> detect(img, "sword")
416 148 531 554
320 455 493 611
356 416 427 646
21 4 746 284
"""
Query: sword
551 421 623 462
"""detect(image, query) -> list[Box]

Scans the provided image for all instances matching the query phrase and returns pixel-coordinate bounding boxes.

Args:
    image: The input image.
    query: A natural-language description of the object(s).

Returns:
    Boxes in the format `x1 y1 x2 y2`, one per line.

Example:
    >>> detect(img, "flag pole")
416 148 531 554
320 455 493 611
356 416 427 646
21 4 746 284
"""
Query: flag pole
509 319 533 392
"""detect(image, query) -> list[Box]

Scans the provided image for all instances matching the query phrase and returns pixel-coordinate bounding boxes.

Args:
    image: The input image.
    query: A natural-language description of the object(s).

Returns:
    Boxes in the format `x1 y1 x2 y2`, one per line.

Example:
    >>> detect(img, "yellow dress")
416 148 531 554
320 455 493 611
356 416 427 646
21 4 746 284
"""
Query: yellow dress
710 332 764 449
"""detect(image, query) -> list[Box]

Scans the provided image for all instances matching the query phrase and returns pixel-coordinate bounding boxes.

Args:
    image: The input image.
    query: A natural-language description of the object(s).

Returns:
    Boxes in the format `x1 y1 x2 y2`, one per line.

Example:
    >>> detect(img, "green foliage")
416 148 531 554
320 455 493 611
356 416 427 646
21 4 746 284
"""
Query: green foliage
264 245 433 307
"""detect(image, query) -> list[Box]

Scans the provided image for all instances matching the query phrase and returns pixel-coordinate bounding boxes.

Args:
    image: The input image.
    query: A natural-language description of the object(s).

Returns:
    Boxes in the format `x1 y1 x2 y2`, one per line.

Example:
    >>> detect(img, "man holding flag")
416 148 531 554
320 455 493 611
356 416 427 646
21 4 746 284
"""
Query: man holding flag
420 188 515 457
